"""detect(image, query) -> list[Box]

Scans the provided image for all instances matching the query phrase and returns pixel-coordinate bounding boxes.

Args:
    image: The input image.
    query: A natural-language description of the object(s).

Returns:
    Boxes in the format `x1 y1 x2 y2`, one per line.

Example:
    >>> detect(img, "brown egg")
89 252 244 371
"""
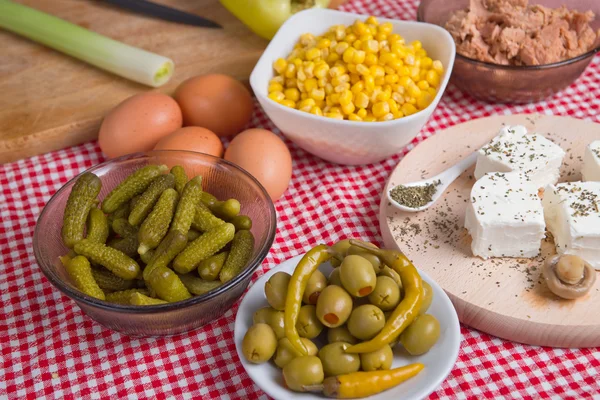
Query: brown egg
153 126 223 157
174 74 253 138
224 129 292 201
99 92 182 158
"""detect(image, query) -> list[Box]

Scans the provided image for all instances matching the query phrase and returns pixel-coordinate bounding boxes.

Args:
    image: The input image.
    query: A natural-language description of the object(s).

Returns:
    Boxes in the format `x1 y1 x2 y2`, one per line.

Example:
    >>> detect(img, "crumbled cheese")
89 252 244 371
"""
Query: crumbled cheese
581 141 600 182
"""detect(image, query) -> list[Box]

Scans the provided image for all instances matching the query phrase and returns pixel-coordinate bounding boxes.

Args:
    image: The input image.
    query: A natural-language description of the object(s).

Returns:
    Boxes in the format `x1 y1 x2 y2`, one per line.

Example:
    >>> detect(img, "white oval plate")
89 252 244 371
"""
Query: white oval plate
234 253 461 400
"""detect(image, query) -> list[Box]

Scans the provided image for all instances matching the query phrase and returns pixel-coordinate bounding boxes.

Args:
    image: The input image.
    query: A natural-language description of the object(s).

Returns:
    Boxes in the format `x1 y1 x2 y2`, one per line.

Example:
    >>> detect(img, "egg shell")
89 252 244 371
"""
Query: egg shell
224 129 292 201
174 74 253 138
99 92 182 158
154 126 224 158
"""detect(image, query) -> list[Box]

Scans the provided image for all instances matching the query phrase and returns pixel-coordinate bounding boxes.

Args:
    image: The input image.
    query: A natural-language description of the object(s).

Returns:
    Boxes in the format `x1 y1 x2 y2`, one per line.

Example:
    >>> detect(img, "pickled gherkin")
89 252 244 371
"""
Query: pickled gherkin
105 288 149 304
173 223 235 274
91 267 133 292
108 236 139 259
198 251 228 281
178 273 223 296
130 292 168 305
170 175 202 235
170 165 188 194
137 188 178 255
147 266 192 302
86 208 109 244
112 218 138 238
191 202 225 232
230 215 252 231
74 239 140 280
128 174 175 226
201 192 241 221
62 172 102 248
220 230 255 283
187 229 201 242
143 230 188 281
139 249 155 265
108 202 130 225
102 164 167 214
63 255 105 300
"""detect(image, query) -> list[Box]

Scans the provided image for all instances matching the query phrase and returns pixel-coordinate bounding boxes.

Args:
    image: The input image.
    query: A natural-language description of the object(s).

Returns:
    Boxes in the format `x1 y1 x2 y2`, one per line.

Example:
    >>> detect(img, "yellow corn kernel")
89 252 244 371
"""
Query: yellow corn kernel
329 106 342 114
305 47 320 61
374 77 385 86
317 77 326 88
329 65 345 78
348 113 362 121
421 57 433 69
356 64 370 76
292 58 303 67
351 81 365 94
383 65 395 75
432 60 444 74
362 40 379 53
379 113 394 121
365 16 379 26
344 33 357 43
320 48 330 59
427 87 437 96
342 47 355 63
417 93 434 110
387 98 399 115
368 24 378 35
364 53 378 67
393 110 404 119
369 65 385 78
364 115 377 122
317 38 331 49
353 21 368 35
314 62 330 78
359 33 374 42
335 83 351 93
356 108 368 118
375 32 387 42
329 93 341 104
416 49 427 58
402 103 418 116
298 98 316 112
379 52 395 65
376 88 391 102
325 112 344 120
426 70 440 87
297 68 307 82
341 101 355 115
353 92 369 109
280 99 295 108
392 92 405 104
385 74 399 84
327 53 340 64
310 106 323 116
387 58 403 72
299 87 307 96
303 62 315 78
398 76 413 88
372 101 390 118
388 33 401 42
331 75 349 87
417 80 430 90
399 66 411 76
411 40 422 50
410 67 420 80
273 58 288 74
304 78 318 92
419 69 428 80
379 22 393 34
284 88 300 102
407 84 421 98
270 76 284 85
364 75 375 92
325 83 334 95
339 90 353 105
352 50 366 64
392 43 407 57
335 42 350 55
285 77 298 88
310 88 325 101
300 33 316 46
284 63 296 78
268 82 284 93
334 25 346 40
349 73 361 84
403 54 415 66
268 91 285 103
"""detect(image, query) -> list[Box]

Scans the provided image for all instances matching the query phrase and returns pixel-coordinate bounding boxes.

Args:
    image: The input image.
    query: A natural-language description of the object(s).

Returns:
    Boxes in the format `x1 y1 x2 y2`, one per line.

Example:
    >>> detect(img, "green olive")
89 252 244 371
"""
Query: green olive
265 272 291 311
379 266 403 290
296 305 324 339
331 239 353 256
253 307 285 339
318 342 361 377
282 356 324 392
368 276 401 311
242 323 277 364
347 241 382 273
400 314 440 356
347 304 385 340
419 281 433 315
328 267 343 287
360 345 393 371
327 325 358 344
274 337 318 369
316 284 353 328
303 270 327 305
340 255 377 297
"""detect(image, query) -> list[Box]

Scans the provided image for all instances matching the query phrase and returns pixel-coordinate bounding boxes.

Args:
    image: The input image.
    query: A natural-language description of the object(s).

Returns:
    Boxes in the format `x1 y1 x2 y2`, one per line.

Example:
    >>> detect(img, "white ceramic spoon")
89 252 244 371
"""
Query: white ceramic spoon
387 152 477 212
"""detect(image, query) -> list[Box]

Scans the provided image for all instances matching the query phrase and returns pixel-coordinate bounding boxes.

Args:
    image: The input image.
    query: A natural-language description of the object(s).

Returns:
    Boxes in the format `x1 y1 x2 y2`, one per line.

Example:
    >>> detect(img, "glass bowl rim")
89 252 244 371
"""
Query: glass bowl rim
416 2 600 71
33 150 277 314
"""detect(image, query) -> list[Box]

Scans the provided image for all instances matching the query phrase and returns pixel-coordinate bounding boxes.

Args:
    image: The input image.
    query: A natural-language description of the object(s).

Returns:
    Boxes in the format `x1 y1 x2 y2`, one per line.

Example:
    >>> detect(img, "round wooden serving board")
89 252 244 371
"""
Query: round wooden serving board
379 114 600 348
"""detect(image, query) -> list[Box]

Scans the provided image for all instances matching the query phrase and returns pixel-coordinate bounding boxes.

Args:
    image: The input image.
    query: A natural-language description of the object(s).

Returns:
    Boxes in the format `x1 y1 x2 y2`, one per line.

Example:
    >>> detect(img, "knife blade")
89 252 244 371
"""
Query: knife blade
102 0 222 28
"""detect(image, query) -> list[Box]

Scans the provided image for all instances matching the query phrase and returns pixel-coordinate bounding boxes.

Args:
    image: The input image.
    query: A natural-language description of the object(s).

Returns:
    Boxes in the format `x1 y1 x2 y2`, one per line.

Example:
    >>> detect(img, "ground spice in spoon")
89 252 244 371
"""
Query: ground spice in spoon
390 180 441 208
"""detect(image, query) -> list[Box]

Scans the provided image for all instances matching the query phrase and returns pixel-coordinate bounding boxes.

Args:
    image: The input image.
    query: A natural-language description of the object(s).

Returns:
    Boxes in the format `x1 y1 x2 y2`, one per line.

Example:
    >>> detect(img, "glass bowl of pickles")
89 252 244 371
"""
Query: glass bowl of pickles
34 151 276 336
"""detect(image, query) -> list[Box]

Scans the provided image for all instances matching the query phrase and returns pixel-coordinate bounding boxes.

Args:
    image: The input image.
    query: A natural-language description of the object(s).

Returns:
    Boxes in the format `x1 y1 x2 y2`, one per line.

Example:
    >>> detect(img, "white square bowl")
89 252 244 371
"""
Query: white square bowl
250 8 456 166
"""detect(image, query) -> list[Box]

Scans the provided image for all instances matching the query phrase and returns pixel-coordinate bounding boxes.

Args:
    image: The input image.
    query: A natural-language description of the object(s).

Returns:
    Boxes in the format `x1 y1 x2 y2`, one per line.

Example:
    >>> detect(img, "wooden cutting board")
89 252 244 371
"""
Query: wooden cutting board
0 0 348 163
379 114 600 348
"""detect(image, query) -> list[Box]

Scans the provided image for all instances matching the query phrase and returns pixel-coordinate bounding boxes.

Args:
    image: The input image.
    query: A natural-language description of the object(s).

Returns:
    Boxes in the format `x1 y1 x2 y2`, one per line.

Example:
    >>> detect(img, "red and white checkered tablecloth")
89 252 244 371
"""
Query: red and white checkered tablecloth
2 0 600 398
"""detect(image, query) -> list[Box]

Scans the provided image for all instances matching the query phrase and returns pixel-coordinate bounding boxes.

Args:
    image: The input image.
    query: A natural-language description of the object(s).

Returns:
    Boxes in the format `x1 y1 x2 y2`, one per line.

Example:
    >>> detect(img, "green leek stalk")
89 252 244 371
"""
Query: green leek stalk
0 0 174 87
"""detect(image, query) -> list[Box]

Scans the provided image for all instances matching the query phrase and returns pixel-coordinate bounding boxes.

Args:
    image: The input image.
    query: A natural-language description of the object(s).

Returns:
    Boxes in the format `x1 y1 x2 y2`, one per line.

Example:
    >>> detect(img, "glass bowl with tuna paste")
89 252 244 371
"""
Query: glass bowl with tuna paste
418 0 600 103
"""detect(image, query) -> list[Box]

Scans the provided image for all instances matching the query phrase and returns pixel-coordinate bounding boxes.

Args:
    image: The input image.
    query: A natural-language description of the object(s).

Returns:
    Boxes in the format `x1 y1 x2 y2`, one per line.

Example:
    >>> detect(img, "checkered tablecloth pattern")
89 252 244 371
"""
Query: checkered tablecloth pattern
2 0 600 398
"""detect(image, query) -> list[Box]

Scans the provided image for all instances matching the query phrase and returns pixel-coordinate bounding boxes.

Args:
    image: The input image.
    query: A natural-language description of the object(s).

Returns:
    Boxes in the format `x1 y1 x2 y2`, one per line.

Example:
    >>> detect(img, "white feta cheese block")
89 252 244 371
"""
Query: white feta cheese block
465 172 545 259
581 141 600 182
474 125 566 189
542 181 600 270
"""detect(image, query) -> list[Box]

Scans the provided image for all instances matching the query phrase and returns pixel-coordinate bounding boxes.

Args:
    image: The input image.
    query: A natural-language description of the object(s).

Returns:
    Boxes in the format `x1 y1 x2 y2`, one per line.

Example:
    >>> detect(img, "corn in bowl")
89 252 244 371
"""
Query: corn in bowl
268 16 445 122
